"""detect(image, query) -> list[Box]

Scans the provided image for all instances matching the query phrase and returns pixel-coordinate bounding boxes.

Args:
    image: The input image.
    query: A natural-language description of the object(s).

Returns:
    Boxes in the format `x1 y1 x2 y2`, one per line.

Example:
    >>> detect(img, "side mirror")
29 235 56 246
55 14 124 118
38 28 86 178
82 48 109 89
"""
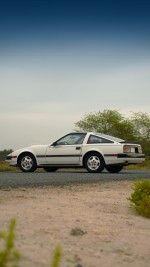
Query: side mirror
51 141 57 146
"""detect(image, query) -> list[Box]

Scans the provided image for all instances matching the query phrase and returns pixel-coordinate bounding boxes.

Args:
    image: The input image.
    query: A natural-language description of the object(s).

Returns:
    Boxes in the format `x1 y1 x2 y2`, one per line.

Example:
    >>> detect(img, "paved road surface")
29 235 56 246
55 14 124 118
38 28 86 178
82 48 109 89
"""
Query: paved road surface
0 170 150 189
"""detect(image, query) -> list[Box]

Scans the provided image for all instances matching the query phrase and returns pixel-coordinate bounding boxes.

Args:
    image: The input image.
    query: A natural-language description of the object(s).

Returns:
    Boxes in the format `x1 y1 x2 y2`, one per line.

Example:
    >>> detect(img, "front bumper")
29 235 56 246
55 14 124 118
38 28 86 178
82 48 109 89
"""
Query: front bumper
5 155 17 166
5 156 12 161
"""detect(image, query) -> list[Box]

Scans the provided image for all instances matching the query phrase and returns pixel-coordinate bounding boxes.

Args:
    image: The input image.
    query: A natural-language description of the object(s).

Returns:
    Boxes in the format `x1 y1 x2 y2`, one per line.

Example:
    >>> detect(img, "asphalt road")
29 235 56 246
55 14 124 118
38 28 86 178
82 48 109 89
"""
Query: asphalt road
0 170 150 189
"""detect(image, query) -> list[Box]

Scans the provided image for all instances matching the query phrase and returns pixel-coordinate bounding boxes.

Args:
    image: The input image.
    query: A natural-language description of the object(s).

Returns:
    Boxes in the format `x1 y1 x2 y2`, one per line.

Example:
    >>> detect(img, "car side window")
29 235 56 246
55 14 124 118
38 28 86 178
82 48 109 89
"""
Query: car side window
87 135 114 144
56 133 86 145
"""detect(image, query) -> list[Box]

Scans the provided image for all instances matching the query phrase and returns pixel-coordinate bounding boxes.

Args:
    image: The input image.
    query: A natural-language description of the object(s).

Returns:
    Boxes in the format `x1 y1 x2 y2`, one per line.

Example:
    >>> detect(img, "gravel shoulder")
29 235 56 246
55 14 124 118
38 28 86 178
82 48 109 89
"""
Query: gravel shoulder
0 180 150 267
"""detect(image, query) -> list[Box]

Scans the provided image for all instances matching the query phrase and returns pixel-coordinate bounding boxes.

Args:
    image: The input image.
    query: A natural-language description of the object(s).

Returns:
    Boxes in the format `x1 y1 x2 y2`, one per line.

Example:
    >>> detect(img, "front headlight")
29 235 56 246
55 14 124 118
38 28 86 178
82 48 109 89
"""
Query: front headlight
6 155 12 160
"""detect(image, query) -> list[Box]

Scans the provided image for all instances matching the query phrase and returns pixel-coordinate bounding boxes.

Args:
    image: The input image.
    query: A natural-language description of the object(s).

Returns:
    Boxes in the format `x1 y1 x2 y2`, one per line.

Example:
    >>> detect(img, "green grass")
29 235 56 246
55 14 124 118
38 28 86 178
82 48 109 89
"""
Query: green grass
0 162 19 172
125 159 150 170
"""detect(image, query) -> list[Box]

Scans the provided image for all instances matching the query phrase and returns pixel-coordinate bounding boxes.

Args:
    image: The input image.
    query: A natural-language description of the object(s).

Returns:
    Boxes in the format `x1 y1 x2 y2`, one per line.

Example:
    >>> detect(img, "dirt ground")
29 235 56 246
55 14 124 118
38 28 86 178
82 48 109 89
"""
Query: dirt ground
0 180 150 267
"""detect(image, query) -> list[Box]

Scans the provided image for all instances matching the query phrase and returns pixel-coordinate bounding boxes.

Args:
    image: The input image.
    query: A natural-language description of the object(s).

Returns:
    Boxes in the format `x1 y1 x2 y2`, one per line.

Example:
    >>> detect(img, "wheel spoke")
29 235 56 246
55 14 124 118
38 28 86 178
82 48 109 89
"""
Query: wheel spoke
21 156 33 170
87 156 100 170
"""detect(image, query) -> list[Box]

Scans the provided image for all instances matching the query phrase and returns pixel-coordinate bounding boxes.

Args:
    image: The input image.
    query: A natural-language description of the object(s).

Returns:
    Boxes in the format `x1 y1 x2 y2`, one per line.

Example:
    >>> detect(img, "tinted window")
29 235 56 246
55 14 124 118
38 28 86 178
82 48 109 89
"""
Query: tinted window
56 133 86 145
87 135 114 144
95 133 124 142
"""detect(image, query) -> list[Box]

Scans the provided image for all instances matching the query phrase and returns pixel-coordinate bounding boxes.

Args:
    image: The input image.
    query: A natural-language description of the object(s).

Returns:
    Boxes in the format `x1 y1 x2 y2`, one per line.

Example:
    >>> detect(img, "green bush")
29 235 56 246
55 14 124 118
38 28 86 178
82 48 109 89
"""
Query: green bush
128 179 150 218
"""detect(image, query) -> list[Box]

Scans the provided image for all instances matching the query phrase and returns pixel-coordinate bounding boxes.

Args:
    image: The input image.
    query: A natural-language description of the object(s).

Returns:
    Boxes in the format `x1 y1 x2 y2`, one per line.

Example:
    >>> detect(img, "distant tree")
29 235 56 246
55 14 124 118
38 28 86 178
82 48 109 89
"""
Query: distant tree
75 109 136 141
130 112 150 158
130 112 150 140
0 149 13 161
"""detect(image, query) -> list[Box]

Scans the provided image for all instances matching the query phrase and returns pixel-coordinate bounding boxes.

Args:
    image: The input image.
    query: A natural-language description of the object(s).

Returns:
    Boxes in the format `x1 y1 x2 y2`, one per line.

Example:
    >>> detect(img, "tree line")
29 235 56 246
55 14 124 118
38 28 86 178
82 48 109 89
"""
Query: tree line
0 149 13 161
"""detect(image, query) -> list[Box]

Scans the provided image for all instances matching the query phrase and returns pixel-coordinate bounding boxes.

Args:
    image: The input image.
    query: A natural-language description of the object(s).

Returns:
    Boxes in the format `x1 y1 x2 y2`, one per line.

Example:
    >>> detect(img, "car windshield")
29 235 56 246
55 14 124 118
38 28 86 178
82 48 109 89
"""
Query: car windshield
94 133 125 143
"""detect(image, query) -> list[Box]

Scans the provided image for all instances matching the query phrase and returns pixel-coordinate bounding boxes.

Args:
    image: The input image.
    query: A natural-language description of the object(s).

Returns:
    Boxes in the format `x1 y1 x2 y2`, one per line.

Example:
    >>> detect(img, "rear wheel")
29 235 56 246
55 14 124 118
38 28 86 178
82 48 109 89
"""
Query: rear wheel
43 167 58 172
84 152 105 173
105 165 123 173
18 153 37 172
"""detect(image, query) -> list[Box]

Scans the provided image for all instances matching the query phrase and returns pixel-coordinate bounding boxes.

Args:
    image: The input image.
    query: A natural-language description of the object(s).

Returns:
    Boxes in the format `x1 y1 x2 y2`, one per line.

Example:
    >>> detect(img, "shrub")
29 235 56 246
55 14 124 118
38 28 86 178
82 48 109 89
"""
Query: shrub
0 219 21 267
128 179 150 218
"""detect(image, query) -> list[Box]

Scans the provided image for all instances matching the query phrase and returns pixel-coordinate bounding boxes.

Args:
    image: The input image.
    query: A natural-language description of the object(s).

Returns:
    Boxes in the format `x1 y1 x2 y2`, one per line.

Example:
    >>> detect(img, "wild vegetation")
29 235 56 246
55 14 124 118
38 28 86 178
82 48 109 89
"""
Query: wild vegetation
0 162 18 172
0 219 20 267
128 179 150 218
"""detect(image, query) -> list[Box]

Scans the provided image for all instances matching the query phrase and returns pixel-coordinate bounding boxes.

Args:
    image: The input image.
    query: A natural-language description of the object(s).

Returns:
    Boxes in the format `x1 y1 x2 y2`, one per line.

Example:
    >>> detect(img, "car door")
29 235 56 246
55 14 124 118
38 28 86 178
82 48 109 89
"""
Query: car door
45 133 86 165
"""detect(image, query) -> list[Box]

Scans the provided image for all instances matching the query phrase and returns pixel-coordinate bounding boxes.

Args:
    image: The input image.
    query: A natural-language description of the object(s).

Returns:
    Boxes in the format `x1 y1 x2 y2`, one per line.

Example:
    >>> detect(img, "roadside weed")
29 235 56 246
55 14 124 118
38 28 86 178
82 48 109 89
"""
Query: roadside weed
50 246 62 267
128 179 150 218
0 220 79 267
0 219 21 267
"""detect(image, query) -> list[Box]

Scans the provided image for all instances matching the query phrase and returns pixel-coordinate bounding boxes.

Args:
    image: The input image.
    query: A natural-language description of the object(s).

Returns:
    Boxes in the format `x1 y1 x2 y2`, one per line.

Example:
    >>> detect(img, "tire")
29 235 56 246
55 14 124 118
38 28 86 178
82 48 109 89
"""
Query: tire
105 165 123 173
18 153 37 172
84 152 105 173
43 167 58 172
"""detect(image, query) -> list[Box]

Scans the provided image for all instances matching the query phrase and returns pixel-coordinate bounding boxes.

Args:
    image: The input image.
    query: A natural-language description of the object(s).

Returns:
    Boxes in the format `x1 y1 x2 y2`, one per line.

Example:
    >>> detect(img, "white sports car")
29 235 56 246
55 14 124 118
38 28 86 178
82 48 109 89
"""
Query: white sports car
6 132 145 173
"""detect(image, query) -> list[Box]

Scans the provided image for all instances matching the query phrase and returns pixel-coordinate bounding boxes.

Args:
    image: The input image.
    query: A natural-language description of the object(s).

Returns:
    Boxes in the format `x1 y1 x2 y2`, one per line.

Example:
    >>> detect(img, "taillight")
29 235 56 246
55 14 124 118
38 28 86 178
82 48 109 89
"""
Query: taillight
123 145 142 153
138 146 142 153
123 145 132 153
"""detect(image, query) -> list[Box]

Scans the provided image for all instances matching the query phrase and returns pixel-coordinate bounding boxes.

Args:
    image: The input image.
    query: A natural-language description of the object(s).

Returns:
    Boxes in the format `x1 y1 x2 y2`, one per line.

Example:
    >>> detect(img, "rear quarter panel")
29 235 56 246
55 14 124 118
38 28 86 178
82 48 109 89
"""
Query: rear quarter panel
82 143 124 165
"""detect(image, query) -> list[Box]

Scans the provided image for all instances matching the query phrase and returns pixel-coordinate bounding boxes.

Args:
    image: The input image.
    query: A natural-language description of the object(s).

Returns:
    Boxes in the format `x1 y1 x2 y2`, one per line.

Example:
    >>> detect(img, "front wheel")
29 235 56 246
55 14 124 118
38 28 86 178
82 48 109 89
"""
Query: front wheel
84 152 105 173
18 153 37 172
105 165 123 173
43 167 58 172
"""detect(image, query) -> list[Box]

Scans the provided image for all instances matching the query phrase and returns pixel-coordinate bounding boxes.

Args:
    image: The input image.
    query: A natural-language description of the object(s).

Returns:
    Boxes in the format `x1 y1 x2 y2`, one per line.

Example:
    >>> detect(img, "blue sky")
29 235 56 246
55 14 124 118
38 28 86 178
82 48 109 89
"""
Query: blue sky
0 0 150 150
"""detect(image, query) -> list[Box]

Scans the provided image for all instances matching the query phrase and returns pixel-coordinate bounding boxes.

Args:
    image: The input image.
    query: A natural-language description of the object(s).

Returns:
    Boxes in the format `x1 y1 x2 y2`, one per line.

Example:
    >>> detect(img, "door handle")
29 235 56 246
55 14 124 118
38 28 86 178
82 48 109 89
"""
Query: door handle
76 146 81 150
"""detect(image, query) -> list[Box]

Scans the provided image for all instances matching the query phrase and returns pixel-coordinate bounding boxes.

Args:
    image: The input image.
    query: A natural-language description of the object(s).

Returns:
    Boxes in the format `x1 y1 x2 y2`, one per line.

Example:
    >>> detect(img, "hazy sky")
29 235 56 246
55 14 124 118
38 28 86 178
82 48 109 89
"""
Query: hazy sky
0 0 150 150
